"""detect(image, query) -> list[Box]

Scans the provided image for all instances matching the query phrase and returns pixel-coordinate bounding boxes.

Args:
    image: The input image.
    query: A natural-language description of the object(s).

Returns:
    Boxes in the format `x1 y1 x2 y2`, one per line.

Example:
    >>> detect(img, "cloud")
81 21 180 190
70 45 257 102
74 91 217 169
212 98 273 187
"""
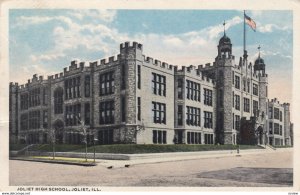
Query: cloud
257 23 290 33
67 10 116 23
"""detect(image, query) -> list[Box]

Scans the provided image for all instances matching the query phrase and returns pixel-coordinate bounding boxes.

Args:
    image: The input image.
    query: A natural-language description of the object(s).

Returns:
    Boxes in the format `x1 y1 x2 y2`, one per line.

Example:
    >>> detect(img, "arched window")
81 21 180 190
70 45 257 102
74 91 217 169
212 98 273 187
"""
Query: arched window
54 87 63 114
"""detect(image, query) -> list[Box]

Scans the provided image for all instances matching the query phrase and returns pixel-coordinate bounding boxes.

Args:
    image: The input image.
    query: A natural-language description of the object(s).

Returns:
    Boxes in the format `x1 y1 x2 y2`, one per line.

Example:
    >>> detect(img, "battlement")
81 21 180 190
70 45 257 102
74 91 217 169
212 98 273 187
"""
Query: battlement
269 98 290 107
176 65 214 85
120 41 143 51
143 56 174 71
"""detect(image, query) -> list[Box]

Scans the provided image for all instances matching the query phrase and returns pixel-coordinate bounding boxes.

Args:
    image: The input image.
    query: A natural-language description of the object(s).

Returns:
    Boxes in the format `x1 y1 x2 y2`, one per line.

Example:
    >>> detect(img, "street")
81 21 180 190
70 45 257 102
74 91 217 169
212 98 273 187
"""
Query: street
10 149 293 187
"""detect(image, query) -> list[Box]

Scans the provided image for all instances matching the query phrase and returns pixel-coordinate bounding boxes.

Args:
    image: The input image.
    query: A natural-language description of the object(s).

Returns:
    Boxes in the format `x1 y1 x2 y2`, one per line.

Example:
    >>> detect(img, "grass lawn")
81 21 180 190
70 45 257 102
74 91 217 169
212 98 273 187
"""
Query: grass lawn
274 145 293 148
16 144 264 154
9 144 28 151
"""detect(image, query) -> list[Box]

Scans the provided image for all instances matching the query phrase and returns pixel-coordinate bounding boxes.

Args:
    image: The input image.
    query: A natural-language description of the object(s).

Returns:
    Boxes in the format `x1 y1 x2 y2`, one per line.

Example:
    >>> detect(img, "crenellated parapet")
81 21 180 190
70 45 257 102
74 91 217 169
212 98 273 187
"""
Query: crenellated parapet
175 65 215 85
143 56 175 72
120 41 143 51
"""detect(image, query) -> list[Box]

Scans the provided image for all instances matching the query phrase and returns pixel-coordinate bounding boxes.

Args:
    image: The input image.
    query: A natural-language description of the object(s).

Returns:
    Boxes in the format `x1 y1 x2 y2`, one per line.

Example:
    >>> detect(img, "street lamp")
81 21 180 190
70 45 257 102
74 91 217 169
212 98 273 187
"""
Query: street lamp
93 138 98 164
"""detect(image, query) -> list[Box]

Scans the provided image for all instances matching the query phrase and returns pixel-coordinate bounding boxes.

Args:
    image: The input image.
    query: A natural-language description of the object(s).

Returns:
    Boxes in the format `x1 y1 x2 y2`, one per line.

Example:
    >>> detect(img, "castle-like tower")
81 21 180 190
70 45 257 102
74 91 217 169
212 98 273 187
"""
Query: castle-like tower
200 28 268 145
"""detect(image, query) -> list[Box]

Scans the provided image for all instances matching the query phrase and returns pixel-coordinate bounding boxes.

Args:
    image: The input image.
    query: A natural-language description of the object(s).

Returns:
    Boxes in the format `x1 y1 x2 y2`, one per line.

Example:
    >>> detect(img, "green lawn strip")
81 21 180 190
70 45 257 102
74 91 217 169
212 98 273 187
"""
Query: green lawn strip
9 144 28 151
274 145 293 148
25 144 263 154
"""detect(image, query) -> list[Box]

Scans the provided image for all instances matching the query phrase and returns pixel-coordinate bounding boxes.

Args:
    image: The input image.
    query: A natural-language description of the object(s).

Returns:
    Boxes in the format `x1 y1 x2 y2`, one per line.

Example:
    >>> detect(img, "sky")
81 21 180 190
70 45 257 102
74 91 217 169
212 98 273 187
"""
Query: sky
9 9 293 104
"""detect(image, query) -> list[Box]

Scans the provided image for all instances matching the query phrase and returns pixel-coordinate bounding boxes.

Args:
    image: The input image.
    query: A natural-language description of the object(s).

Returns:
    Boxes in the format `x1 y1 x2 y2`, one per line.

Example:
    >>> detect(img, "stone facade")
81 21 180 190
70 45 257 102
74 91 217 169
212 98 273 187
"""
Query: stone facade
9 34 293 146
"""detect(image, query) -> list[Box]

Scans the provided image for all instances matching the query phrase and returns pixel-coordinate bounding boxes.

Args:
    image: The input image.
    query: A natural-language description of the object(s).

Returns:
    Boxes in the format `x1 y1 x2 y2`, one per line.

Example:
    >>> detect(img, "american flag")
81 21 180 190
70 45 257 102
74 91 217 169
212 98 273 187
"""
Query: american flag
245 13 256 31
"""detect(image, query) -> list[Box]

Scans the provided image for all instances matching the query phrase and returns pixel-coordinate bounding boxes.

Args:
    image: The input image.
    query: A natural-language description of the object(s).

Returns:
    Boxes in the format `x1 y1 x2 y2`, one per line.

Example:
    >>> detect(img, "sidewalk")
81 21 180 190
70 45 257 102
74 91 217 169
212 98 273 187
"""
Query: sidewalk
96 148 293 168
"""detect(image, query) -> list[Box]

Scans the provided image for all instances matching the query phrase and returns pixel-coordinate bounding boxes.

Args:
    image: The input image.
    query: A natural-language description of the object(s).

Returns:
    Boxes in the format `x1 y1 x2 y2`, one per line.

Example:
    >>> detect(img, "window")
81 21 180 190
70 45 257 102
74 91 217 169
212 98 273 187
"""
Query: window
274 108 280 120
137 97 141 121
137 65 141 89
28 88 41 107
204 134 213 144
29 110 40 129
253 100 259 117
232 92 234 108
177 105 183 126
187 132 201 144
204 88 213 106
269 122 273 134
243 79 246 91
65 104 81 126
269 107 273 119
65 77 81 100
152 73 166 96
280 111 283 122
235 75 240 89
186 106 200 126
235 95 240 110
121 65 126 89
43 110 48 128
280 125 283 135
20 93 29 110
121 96 126 122
232 71 235 85
274 123 280 135
85 75 90 97
235 115 240 130
20 113 28 131
177 79 183 99
253 83 258 95
204 111 213 128
54 88 63 114
98 129 114 145
247 80 250 93
99 101 114 125
232 114 235 129
84 103 90 125
152 102 166 124
99 72 114 95
186 80 200 101
42 87 48 105
152 130 167 144
244 98 250 112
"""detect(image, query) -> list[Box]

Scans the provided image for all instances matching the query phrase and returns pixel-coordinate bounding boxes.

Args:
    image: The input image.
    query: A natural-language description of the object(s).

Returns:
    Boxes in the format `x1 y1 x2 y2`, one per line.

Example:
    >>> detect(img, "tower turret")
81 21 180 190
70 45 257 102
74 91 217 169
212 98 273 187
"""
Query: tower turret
217 21 232 59
254 45 266 75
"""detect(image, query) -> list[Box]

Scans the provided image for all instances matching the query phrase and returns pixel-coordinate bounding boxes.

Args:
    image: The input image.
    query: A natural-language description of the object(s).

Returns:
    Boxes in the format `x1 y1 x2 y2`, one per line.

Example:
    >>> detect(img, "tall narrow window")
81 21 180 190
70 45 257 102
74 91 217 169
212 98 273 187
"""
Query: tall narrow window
235 75 240 89
121 65 126 89
253 100 259 117
84 103 90 125
137 97 141 121
244 98 250 112
137 65 141 89
121 96 126 122
178 105 183 126
85 75 90 97
54 88 63 114
253 83 258 96
204 111 213 128
177 79 183 99
43 110 48 128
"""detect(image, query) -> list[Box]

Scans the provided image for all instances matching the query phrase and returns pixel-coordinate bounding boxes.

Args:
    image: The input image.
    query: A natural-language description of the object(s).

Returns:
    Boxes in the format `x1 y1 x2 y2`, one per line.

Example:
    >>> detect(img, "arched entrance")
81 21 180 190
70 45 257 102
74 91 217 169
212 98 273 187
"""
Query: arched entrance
53 120 64 144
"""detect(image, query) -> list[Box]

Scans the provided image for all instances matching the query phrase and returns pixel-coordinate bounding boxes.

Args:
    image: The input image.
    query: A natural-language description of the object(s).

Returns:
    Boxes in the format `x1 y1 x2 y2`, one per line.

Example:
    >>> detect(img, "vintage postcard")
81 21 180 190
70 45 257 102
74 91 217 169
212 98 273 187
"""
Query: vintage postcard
0 0 299 193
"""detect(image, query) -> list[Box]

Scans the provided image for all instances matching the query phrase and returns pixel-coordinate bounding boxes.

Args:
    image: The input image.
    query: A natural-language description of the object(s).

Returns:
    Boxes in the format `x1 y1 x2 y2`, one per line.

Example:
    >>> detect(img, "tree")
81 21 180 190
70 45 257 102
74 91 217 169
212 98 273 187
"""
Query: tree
47 128 56 160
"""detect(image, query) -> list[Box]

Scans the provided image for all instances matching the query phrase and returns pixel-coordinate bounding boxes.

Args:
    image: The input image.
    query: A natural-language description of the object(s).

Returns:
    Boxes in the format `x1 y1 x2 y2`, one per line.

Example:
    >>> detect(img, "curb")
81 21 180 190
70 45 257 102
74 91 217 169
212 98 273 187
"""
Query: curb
10 157 97 167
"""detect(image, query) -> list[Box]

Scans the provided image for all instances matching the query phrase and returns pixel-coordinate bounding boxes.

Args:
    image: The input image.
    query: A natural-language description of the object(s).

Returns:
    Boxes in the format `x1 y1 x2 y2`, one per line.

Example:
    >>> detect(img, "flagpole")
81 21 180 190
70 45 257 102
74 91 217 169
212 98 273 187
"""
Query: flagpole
243 10 246 56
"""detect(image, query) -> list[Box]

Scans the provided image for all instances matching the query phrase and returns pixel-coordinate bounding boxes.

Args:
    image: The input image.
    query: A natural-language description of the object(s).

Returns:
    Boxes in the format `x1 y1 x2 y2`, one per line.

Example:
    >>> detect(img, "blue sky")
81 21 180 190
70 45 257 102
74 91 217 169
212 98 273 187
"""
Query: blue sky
9 9 293 104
